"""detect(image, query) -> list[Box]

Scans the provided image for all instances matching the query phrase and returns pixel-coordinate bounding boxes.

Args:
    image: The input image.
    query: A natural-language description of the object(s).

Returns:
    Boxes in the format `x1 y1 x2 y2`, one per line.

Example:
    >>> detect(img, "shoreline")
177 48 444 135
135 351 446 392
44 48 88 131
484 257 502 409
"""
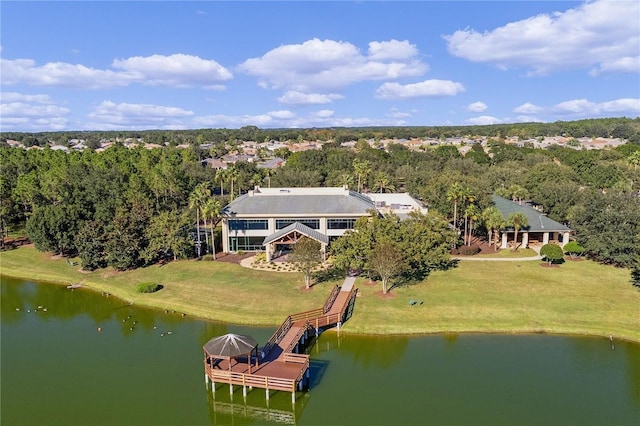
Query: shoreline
1 246 639 343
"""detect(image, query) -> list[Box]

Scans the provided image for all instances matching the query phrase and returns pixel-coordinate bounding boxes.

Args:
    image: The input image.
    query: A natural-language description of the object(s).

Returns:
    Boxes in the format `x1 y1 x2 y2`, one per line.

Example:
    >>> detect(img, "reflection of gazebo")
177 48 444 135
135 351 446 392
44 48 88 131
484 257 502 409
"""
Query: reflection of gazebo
203 334 259 373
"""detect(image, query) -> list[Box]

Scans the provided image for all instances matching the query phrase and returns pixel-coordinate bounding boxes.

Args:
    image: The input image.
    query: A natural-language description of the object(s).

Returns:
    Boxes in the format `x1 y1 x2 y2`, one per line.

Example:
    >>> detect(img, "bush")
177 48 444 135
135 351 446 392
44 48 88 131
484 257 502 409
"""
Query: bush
540 243 564 265
202 254 213 261
459 245 480 256
254 252 266 263
136 282 161 293
563 241 585 258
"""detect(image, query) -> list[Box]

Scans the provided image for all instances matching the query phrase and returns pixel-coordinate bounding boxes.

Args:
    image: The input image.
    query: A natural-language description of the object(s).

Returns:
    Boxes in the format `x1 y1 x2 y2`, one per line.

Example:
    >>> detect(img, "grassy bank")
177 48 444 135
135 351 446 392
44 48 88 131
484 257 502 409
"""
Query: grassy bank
1 246 638 342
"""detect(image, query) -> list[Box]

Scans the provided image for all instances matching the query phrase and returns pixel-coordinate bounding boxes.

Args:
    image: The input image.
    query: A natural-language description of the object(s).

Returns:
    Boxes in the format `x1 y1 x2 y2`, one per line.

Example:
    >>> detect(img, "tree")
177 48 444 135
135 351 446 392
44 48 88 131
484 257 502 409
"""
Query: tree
446 182 465 237
353 159 372 192
373 172 396 193
508 184 529 204
563 241 585 259
627 150 640 170
188 183 210 258
145 210 193 262
227 166 239 199
540 243 564 265
482 206 504 250
202 198 222 259
75 220 107 270
214 168 228 196
507 212 528 252
369 240 405 294
289 236 323 289
464 203 481 246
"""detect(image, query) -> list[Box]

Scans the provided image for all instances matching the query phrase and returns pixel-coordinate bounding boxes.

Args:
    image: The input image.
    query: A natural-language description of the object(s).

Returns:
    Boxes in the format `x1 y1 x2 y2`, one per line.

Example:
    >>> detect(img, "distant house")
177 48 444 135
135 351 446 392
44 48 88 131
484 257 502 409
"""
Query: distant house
201 158 228 169
257 157 285 169
492 195 571 249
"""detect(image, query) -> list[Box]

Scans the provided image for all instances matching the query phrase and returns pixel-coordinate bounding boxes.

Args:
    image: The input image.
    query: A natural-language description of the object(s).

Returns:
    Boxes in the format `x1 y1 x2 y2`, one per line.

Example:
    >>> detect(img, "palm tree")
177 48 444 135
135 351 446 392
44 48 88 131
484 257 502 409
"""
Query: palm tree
507 212 528 252
214 168 228 197
188 183 210 258
353 159 372 193
464 203 481 246
446 182 465 235
508 184 529 205
482 206 504 250
374 172 396 193
202 198 222 259
227 166 239 200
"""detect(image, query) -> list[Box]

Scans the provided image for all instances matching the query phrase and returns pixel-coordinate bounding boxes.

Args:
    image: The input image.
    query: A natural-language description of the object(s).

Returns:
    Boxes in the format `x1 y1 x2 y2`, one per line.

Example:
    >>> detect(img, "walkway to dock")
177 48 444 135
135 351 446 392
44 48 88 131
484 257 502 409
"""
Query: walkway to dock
204 277 358 403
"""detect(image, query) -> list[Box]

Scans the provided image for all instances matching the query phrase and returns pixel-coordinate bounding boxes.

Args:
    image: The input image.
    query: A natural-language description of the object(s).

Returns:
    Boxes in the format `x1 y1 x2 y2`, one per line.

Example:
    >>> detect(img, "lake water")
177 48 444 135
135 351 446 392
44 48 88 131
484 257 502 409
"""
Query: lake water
2 276 638 425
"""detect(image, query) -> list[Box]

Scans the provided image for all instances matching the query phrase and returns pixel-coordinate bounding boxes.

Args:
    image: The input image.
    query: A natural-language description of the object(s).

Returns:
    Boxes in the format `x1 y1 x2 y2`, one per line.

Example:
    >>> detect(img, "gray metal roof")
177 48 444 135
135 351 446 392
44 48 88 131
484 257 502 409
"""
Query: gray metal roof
492 195 571 232
263 222 329 246
223 190 375 216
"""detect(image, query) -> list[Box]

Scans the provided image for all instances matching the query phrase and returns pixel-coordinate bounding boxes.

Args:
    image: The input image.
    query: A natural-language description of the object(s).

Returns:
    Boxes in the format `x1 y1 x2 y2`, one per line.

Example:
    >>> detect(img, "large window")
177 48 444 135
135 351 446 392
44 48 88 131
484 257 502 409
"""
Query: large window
228 219 268 231
327 218 356 230
229 236 264 251
276 218 320 230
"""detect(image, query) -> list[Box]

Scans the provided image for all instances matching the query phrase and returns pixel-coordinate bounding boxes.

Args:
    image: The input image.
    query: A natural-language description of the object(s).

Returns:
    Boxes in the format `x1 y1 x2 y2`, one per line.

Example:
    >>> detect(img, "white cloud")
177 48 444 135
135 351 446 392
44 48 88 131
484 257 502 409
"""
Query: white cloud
268 110 295 119
1 54 232 89
513 102 543 114
86 101 193 130
0 92 69 131
277 91 343 106
466 115 502 125
238 38 428 92
112 54 232 86
551 97 640 116
466 101 487 112
313 110 335 119
444 0 640 75
387 108 413 119
375 79 465 100
367 39 419 60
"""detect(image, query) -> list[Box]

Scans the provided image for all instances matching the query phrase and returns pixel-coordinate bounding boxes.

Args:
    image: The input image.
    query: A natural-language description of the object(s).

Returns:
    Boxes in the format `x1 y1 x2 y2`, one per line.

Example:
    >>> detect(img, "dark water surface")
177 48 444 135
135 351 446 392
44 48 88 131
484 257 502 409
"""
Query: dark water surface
2 276 638 426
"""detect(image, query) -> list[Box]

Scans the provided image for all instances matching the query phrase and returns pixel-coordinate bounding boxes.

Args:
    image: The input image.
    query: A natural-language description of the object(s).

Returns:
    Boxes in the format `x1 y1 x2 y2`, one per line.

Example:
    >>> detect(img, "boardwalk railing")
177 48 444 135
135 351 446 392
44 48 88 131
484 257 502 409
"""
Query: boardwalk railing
322 285 341 314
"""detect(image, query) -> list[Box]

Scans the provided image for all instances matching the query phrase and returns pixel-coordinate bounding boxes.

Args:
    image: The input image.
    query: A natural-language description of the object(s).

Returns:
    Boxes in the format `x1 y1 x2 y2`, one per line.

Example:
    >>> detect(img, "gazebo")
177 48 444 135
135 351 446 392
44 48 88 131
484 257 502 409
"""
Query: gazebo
203 333 259 373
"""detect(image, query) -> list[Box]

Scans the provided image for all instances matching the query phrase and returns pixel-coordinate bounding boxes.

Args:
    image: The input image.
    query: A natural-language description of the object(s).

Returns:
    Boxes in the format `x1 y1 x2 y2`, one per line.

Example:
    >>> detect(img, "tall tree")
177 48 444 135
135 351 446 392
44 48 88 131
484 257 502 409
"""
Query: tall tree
202 198 222 259
188 183 210 258
507 212 528 252
353 159 372 193
369 239 405 294
214 168 228 196
144 210 193 262
482 206 504 250
374 172 396 193
289 236 323 289
446 182 465 238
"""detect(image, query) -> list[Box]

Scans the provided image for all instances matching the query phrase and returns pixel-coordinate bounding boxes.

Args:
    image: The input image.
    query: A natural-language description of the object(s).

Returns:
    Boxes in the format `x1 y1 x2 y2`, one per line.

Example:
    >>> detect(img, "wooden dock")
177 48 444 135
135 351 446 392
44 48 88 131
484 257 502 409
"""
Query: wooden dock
204 277 357 402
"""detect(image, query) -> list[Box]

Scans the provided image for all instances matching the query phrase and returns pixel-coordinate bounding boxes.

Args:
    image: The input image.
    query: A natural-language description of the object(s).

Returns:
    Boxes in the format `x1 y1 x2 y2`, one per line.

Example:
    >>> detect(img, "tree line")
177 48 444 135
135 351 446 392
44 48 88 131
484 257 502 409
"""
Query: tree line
1 127 639 287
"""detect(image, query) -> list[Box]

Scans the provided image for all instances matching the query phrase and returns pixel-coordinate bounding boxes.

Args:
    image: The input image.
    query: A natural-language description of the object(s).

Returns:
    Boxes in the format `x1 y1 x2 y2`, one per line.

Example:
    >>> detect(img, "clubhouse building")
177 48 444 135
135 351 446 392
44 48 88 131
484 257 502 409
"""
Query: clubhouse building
220 186 427 261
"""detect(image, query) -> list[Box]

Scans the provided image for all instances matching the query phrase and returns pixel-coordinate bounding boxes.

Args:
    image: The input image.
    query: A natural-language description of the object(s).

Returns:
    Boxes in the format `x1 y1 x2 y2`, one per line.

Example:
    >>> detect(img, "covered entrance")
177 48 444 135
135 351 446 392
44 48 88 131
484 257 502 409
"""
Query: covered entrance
262 222 328 262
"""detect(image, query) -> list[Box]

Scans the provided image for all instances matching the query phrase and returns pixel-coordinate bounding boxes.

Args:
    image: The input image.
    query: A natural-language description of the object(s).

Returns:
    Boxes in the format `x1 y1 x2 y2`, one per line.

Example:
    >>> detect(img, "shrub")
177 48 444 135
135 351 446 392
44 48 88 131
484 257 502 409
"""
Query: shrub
459 245 480 256
237 250 245 255
136 282 161 293
202 254 213 261
563 241 585 259
540 243 564 265
254 252 266 263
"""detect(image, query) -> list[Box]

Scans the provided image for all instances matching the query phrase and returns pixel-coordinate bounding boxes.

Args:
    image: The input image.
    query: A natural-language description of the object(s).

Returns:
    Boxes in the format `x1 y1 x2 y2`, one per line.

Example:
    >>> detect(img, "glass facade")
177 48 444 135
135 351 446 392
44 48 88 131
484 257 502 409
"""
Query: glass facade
275 218 320 230
327 218 356 230
228 236 265 251
228 219 268 231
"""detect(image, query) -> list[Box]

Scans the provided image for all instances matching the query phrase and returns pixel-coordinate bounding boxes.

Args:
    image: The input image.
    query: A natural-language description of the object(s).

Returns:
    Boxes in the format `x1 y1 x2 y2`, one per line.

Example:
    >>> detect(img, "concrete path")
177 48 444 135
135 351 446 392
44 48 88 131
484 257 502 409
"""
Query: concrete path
341 276 356 292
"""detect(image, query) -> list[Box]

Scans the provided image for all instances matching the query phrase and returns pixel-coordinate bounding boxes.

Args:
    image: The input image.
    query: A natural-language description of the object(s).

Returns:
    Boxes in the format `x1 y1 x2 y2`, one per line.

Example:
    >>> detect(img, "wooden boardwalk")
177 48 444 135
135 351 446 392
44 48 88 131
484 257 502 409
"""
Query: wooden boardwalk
204 278 358 401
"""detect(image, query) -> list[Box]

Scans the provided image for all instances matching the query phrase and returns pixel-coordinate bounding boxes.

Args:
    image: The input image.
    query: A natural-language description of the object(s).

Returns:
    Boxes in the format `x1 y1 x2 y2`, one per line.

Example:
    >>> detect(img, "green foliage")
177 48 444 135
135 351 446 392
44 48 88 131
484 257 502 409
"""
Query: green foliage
289 236 323 289
369 239 406 294
331 211 456 283
136 282 161 293
563 241 585 258
569 190 640 267
540 243 564 265
459 245 481 256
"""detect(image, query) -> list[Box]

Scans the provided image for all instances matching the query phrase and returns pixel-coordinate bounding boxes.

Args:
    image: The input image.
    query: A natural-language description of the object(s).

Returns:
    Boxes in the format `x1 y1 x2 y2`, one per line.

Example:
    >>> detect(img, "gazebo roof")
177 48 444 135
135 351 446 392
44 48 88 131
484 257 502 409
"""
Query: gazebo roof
203 333 259 359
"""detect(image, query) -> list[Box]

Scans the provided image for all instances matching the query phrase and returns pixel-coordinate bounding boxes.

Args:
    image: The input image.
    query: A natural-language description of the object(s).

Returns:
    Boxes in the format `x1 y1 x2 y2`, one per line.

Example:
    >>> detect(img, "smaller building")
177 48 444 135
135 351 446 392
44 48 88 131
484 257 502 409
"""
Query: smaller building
492 195 571 249
365 192 428 220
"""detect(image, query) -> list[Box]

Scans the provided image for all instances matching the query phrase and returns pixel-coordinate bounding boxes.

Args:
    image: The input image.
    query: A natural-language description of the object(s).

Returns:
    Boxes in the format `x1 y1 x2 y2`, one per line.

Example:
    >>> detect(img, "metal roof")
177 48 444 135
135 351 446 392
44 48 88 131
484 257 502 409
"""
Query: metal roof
263 222 329 246
492 195 571 232
222 187 375 216
203 333 258 358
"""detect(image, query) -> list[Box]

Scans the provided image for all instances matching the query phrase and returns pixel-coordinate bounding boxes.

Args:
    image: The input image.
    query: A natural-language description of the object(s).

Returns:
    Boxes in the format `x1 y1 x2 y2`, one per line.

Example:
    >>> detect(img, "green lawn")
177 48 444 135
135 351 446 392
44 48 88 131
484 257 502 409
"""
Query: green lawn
1 246 638 342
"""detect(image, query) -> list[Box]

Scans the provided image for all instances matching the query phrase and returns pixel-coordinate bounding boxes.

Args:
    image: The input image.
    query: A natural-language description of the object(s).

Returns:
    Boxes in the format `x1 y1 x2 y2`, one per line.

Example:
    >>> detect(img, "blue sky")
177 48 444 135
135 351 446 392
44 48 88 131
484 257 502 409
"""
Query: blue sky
1 1 639 132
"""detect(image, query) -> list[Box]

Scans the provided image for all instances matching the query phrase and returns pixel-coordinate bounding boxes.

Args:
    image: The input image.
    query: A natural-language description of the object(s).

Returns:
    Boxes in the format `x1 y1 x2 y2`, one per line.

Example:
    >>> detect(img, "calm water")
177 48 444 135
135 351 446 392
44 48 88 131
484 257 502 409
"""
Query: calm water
1 276 639 426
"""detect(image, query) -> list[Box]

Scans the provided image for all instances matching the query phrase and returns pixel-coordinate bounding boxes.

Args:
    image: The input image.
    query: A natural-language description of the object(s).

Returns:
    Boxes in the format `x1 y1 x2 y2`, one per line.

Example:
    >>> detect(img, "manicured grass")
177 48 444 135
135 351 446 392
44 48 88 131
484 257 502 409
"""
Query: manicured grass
473 248 539 258
1 246 638 342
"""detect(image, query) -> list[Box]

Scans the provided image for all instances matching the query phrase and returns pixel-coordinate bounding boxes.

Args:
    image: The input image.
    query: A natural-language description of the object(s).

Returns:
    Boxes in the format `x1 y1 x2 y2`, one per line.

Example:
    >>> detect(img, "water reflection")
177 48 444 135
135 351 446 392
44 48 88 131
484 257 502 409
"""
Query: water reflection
2 276 639 426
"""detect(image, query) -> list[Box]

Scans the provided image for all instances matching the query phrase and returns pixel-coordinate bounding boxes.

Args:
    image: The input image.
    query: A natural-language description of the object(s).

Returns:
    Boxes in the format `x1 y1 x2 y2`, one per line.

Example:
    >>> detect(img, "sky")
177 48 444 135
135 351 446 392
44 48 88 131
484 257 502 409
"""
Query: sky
1 0 639 132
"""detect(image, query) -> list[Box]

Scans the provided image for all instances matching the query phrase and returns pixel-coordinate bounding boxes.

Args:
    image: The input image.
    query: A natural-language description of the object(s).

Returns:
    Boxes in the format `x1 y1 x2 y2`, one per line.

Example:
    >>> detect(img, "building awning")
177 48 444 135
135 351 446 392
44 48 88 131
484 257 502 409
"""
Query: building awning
263 222 329 246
